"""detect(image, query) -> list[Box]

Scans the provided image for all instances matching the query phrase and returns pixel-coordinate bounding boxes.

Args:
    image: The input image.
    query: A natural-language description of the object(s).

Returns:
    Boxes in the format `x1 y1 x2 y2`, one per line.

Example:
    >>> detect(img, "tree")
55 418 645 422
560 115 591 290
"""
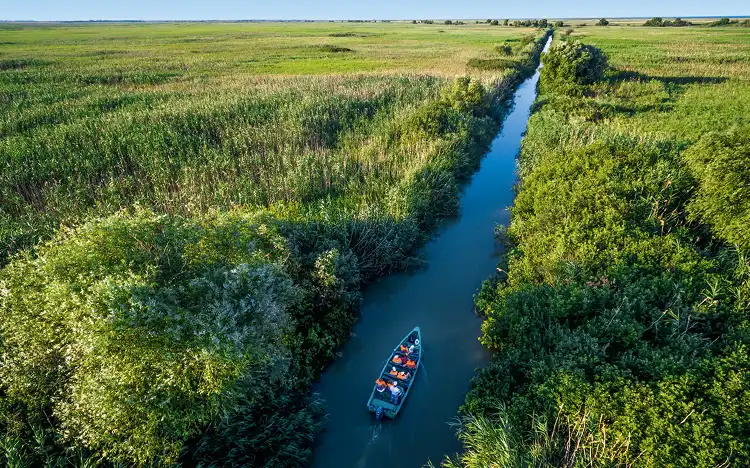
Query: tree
555 20 564 27
444 19 453 25
597 18 609 26
503 19 509 25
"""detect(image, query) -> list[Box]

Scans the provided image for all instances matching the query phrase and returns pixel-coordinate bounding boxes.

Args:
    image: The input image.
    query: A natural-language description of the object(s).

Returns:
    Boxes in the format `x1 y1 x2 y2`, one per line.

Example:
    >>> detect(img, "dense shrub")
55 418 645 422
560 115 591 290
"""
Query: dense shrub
540 40 607 89
685 126 750 248
0 211 301 464
644 17 692 27
448 33 750 468
496 44 513 56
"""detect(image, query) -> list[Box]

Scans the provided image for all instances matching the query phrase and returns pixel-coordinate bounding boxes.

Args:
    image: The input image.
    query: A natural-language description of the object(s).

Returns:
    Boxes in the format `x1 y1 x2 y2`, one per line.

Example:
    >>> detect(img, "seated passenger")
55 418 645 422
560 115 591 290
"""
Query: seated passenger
405 359 417 369
389 366 398 376
400 344 409 354
397 371 411 380
375 378 387 392
388 381 401 404
392 354 405 364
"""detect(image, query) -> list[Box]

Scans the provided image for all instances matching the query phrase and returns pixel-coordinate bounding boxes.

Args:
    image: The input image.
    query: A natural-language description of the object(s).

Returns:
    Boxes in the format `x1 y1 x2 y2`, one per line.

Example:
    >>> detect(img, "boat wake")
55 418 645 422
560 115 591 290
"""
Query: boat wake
370 423 382 442
418 357 427 382
353 424 383 468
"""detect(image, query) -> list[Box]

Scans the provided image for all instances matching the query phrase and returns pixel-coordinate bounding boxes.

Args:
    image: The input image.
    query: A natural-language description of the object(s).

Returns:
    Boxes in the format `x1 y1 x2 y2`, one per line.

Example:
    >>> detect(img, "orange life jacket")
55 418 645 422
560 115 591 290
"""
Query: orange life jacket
389 369 398 376
400 345 409 353
392 355 402 363
405 360 416 369
376 379 386 386
397 372 409 380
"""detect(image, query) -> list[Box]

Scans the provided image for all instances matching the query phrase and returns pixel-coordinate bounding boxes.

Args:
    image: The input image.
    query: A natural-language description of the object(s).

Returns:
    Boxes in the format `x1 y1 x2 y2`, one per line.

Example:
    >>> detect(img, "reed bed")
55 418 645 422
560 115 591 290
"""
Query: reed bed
0 22 541 262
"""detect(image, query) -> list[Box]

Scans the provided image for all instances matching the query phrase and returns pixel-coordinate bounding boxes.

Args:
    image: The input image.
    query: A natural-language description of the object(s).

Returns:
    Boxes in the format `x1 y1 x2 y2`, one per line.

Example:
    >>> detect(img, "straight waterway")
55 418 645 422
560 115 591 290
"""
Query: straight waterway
312 37 552 468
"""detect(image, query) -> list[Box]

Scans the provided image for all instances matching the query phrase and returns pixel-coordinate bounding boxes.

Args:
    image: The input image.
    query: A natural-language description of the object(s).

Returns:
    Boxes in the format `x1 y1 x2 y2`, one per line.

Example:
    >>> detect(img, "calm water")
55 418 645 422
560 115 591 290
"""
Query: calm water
311 37 552 468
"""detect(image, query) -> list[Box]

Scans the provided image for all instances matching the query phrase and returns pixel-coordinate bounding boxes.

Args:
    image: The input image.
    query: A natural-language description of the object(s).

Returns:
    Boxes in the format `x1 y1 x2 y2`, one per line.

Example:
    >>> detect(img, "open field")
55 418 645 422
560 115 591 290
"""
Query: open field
0 21 543 278
451 25 750 467
0 22 542 263
0 22 540 76
0 22 549 466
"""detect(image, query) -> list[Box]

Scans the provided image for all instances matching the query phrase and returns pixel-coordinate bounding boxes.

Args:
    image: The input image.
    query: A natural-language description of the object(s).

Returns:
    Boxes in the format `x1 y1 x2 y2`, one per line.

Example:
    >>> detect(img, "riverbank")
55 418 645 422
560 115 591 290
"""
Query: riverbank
449 26 750 467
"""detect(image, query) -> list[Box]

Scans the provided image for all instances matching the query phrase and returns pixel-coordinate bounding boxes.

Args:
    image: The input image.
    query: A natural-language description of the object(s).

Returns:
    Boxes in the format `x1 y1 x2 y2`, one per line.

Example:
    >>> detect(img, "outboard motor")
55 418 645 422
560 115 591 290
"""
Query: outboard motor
375 406 384 421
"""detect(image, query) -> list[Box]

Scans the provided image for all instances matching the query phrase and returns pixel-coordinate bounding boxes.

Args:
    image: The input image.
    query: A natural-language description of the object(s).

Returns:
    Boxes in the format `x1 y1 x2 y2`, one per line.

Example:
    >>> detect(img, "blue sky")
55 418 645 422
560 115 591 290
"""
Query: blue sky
3 0 747 21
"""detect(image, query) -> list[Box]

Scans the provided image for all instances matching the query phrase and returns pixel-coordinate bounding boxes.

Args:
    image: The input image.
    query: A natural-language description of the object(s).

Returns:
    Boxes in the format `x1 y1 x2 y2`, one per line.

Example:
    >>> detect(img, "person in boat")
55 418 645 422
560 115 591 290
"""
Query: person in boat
405 358 417 369
397 371 411 380
400 344 409 354
375 378 387 393
392 354 406 365
387 381 401 404
389 366 398 377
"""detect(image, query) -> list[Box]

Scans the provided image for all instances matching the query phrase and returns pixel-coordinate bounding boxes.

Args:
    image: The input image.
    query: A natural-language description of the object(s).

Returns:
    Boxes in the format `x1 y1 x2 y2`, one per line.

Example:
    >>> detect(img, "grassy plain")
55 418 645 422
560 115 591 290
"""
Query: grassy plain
0 21 541 262
450 25 750 467
0 22 549 466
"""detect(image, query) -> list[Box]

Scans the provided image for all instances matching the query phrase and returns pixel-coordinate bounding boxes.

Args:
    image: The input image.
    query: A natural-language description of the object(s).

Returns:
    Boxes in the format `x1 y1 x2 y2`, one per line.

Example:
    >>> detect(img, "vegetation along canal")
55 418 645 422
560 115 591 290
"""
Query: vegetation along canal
312 36 553 468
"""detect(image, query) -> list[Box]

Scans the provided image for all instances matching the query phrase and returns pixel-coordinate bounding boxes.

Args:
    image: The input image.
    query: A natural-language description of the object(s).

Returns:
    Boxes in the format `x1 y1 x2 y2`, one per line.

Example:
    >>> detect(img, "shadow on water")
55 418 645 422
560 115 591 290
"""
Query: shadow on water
311 37 552 468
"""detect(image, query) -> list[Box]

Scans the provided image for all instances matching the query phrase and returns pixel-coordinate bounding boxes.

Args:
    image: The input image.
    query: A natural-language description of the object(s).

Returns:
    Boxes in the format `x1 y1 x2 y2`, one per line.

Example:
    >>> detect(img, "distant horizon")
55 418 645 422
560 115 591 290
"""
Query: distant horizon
2 0 748 23
1 15 748 23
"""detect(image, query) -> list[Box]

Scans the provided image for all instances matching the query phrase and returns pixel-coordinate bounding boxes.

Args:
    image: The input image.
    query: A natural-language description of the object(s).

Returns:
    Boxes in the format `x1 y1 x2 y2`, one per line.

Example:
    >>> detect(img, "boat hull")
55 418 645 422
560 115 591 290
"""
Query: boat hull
366 327 421 419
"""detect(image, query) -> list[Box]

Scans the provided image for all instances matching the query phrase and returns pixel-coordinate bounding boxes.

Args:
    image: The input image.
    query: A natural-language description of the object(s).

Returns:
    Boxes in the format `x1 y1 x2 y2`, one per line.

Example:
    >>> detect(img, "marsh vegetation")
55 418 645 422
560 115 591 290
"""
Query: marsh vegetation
448 25 750 467
0 22 549 466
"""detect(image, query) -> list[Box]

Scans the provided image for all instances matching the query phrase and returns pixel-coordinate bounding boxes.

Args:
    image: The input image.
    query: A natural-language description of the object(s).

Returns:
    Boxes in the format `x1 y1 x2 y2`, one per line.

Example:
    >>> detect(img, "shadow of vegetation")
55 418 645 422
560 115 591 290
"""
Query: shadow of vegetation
608 69 729 86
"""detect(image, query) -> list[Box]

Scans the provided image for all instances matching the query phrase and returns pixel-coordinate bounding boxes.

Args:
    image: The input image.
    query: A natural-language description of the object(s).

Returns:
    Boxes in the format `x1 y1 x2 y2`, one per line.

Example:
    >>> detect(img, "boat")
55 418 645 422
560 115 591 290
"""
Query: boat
367 326 421 420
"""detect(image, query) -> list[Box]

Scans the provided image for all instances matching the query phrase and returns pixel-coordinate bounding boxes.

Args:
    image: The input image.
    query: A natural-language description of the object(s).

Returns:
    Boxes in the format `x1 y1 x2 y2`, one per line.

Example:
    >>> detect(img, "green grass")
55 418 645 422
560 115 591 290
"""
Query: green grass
451 26 750 467
0 22 539 77
0 22 543 263
571 26 750 140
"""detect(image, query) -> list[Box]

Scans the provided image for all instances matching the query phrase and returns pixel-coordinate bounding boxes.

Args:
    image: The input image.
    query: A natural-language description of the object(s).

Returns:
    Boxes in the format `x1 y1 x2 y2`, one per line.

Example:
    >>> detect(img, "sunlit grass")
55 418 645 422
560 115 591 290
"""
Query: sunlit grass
0 22 545 262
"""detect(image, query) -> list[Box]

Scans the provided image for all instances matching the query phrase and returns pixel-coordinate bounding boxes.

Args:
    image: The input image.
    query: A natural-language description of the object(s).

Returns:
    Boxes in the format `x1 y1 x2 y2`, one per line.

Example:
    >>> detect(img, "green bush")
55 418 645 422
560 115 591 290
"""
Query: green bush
685 126 750 248
449 33 750 467
540 40 608 89
441 76 486 114
0 210 301 465
496 44 513 55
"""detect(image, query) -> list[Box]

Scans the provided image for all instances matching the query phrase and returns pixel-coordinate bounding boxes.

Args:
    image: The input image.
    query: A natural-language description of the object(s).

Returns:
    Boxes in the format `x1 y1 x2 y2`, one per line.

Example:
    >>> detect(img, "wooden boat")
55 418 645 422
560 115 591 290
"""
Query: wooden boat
367 327 421 419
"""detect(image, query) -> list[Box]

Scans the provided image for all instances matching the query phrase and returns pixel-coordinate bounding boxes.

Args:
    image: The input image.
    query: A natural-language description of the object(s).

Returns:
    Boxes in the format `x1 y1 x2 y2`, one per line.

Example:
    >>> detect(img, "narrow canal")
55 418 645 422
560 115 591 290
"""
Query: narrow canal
312 36 552 468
